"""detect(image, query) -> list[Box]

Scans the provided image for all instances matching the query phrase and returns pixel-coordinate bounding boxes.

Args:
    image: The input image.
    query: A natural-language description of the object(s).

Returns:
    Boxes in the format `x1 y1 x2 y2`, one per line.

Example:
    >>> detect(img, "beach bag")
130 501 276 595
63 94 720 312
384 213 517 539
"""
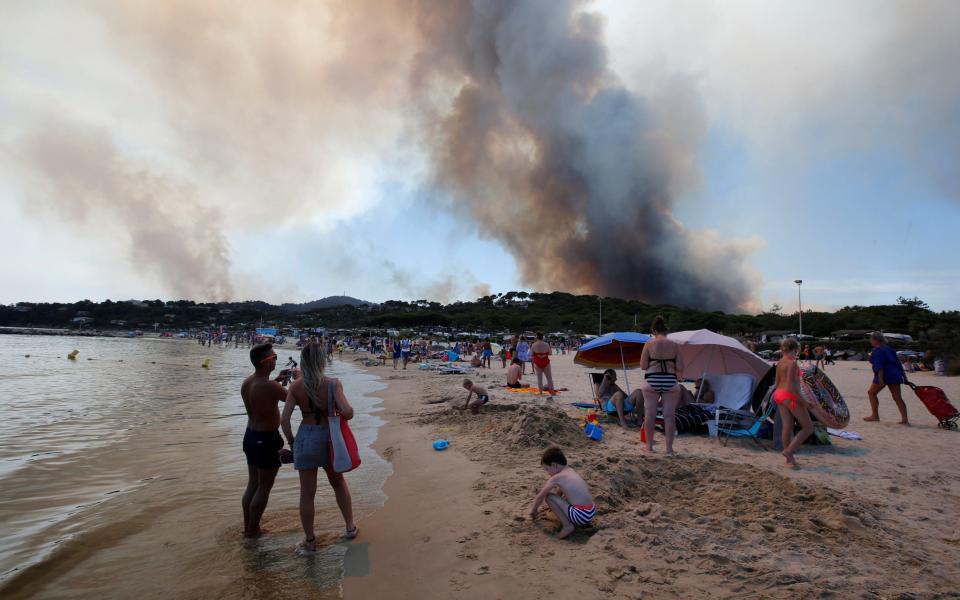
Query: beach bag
325 379 361 473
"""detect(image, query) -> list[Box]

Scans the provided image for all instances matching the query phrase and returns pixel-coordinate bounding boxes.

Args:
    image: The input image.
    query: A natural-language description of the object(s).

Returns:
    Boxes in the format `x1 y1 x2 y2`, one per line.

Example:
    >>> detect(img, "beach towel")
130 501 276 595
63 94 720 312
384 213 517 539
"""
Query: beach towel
504 386 566 395
827 428 863 440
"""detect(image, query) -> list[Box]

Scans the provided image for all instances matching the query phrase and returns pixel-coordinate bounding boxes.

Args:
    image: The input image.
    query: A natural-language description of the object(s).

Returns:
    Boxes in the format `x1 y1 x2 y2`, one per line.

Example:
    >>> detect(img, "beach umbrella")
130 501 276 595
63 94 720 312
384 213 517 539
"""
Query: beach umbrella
574 332 651 392
668 329 770 382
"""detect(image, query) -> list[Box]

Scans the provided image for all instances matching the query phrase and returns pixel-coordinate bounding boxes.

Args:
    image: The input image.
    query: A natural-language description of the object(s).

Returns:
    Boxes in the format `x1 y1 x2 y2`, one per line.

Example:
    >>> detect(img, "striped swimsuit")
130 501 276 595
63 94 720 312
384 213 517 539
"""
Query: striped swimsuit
567 503 597 526
645 356 678 393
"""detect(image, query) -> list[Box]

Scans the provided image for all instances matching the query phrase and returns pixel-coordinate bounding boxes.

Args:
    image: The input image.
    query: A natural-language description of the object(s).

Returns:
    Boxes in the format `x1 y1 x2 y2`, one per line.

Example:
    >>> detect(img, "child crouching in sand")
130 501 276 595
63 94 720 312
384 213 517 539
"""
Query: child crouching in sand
459 379 489 414
773 339 815 469
529 446 596 539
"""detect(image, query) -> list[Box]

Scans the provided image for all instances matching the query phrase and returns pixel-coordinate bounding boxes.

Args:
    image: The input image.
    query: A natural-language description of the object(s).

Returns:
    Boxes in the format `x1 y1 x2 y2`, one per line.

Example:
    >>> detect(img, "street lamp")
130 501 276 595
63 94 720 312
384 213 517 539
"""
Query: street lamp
794 280 803 338
598 297 603 336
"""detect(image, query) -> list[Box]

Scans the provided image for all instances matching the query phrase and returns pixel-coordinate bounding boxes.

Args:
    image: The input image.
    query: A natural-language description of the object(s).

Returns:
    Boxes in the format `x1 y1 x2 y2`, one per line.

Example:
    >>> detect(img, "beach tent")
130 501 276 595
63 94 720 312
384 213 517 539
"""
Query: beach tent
669 329 770 382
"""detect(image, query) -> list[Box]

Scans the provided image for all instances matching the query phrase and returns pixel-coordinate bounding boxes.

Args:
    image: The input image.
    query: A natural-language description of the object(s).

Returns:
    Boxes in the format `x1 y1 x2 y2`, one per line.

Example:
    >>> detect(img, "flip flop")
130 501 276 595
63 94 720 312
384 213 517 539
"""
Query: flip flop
345 525 359 540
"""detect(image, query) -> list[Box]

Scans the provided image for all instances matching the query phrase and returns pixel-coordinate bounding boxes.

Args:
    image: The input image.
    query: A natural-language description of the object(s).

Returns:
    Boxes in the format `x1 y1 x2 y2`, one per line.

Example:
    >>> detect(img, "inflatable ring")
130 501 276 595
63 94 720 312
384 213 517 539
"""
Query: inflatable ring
799 367 850 429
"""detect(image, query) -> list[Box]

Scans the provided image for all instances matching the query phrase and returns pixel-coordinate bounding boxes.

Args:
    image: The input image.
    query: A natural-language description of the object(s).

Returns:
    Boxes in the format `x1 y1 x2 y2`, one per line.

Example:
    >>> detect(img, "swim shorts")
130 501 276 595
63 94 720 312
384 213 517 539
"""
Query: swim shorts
567 503 597 526
507 381 522 389
603 397 635 414
294 422 331 470
243 428 284 470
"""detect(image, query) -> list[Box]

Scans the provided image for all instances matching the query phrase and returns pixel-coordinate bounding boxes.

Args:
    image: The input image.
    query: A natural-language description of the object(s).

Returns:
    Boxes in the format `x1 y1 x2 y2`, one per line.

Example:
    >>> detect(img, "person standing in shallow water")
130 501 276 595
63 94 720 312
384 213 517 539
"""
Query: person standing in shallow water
240 343 292 538
281 341 358 553
864 332 909 425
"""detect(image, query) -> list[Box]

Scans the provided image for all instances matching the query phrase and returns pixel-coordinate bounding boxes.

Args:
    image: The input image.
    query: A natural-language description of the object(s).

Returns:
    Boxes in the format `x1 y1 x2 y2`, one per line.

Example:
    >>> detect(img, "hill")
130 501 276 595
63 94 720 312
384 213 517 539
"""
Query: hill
280 296 371 312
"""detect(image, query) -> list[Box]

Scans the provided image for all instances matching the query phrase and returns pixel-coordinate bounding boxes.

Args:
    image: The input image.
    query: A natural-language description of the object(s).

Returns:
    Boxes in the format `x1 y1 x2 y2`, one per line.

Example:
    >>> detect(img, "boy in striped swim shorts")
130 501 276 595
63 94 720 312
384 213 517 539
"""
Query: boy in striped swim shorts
528 446 596 539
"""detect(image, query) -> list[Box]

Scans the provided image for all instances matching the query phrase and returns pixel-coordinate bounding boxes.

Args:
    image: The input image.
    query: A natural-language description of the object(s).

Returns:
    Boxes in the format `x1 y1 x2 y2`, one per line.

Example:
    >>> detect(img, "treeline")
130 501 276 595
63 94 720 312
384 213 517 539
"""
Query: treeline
3 293 957 349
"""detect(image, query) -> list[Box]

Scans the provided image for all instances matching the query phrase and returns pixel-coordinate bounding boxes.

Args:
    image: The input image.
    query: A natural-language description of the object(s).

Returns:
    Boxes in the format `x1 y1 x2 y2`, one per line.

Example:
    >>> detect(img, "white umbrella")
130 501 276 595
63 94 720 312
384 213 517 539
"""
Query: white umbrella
668 329 771 382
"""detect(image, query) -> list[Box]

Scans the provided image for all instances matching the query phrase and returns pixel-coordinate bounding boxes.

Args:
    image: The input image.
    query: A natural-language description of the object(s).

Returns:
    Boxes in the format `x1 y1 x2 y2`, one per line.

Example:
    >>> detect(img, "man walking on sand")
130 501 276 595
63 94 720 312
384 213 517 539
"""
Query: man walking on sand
241 343 293 538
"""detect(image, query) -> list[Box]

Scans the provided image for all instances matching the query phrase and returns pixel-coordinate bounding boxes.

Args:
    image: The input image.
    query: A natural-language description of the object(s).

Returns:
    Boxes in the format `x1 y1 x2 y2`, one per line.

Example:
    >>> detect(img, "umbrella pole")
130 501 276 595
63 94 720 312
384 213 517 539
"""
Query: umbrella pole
620 345 630 393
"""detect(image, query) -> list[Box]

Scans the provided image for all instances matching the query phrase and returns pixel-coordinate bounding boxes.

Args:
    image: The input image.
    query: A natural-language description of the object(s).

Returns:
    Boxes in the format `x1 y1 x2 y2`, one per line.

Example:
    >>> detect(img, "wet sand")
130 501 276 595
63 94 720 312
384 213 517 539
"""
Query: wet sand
345 358 960 599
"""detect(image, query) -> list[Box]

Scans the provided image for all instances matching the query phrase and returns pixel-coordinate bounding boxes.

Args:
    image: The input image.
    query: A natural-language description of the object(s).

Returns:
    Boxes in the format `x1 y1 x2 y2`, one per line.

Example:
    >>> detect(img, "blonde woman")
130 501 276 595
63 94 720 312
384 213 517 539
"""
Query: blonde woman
281 341 358 553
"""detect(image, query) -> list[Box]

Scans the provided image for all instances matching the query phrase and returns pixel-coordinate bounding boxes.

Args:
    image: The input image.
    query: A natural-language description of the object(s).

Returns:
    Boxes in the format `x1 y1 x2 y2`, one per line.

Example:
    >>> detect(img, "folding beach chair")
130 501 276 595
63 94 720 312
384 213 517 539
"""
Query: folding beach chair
587 372 605 411
715 391 776 449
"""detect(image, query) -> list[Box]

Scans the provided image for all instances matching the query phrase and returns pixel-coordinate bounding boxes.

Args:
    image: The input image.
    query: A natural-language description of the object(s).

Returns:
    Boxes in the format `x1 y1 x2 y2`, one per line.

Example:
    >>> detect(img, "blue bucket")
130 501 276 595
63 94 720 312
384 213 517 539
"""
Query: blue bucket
587 426 603 441
584 423 597 437
433 439 450 451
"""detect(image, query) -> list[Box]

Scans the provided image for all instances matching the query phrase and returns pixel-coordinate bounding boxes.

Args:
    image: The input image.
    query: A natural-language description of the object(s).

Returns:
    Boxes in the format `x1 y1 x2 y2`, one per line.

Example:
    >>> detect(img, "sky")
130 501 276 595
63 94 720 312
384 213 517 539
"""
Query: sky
1 0 958 313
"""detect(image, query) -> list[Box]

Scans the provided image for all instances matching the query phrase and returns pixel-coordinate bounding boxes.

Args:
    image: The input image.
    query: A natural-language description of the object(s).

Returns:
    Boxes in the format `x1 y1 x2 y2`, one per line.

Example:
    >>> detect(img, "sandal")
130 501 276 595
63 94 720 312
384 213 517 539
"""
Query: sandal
345 525 359 540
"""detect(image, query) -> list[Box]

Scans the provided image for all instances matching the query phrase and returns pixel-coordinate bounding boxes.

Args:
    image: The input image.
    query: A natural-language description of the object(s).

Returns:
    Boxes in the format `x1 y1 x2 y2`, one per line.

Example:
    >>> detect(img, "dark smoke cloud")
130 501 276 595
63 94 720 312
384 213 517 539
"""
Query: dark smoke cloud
9 120 234 299
407 0 760 311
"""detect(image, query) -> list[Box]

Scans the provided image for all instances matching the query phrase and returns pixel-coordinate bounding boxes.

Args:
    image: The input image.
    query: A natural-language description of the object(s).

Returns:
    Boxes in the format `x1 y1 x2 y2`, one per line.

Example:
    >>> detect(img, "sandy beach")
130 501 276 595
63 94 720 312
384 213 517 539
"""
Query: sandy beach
344 356 960 599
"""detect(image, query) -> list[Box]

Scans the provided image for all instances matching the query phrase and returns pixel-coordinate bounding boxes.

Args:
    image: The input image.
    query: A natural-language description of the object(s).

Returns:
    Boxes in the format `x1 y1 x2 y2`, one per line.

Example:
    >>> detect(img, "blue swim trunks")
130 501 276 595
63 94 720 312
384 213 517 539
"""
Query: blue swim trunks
603 397 635 414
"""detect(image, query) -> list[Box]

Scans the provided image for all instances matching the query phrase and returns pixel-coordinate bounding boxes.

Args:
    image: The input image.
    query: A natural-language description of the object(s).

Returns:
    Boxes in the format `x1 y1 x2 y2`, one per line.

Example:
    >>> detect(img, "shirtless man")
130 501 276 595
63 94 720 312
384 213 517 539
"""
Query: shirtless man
240 343 292 538
506 357 524 388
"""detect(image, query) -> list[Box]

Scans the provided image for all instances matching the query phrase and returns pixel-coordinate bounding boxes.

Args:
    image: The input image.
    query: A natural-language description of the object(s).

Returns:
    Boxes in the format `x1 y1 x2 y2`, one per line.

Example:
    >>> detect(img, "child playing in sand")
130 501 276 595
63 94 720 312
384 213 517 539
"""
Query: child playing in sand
459 379 490 414
528 446 596 539
773 339 815 469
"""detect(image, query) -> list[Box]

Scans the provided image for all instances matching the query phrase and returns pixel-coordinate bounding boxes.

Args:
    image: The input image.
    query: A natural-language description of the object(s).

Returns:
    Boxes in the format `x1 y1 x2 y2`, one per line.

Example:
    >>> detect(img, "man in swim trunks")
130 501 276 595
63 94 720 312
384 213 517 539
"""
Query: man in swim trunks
460 378 490 414
506 357 524 388
240 343 293 538
597 369 640 428
529 445 596 539
481 340 493 368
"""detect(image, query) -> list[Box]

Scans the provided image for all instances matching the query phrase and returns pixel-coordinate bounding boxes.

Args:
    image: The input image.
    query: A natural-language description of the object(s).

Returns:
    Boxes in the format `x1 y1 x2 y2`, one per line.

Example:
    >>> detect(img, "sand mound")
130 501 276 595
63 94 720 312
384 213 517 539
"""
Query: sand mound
587 455 886 541
418 402 588 453
502 404 587 449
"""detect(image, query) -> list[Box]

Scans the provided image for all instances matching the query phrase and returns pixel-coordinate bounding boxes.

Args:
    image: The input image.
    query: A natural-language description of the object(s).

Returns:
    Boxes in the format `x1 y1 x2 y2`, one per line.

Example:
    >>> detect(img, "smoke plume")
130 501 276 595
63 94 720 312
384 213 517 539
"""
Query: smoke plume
407 0 760 311
10 120 234 299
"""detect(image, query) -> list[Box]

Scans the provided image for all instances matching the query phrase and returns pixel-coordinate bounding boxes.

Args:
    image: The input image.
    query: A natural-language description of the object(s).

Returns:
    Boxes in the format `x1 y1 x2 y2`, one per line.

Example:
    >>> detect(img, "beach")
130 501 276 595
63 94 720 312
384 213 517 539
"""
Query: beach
345 355 960 599
2 336 958 598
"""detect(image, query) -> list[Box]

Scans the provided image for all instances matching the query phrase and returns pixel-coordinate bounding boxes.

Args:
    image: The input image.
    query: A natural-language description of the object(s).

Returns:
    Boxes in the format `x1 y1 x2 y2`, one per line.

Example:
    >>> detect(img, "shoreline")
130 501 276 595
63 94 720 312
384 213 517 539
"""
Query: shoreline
343 366 501 597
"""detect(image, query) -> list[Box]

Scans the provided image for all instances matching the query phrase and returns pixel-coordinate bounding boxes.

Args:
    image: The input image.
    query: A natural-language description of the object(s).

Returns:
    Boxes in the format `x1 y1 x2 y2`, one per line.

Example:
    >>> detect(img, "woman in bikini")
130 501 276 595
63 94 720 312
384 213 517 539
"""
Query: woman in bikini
530 332 556 397
773 338 814 469
639 315 685 454
281 341 359 553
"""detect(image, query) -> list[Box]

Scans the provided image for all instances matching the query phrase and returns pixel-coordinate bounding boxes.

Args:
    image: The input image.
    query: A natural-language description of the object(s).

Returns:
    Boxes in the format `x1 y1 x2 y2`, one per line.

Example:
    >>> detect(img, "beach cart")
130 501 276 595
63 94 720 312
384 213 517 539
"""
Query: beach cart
907 380 959 430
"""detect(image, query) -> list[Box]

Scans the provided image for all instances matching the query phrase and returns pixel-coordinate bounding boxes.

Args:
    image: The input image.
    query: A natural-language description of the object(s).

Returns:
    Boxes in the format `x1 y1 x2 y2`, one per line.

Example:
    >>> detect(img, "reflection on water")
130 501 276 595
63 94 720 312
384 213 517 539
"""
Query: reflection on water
0 335 389 599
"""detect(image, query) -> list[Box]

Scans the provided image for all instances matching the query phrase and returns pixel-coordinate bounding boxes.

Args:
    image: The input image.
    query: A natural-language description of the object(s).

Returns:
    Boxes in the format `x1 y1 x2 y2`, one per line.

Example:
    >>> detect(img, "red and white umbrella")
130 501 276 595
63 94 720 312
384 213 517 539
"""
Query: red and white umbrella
668 329 771 381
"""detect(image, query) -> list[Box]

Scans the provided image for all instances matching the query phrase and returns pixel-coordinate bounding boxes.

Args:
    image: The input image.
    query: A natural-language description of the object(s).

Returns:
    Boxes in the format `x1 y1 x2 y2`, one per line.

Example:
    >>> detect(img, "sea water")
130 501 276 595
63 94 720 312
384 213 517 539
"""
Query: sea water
0 335 389 599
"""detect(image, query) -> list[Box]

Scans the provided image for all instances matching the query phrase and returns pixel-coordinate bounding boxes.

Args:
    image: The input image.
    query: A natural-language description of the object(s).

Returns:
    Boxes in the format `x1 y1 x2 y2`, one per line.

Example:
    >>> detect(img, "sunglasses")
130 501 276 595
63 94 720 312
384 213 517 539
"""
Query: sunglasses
259 353 278 363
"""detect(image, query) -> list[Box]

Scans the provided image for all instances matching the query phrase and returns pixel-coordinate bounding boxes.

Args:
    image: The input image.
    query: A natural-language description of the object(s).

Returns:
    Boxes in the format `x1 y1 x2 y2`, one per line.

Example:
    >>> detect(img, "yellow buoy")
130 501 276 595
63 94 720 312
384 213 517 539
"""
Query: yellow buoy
202 357 211 369
67 350 79 360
